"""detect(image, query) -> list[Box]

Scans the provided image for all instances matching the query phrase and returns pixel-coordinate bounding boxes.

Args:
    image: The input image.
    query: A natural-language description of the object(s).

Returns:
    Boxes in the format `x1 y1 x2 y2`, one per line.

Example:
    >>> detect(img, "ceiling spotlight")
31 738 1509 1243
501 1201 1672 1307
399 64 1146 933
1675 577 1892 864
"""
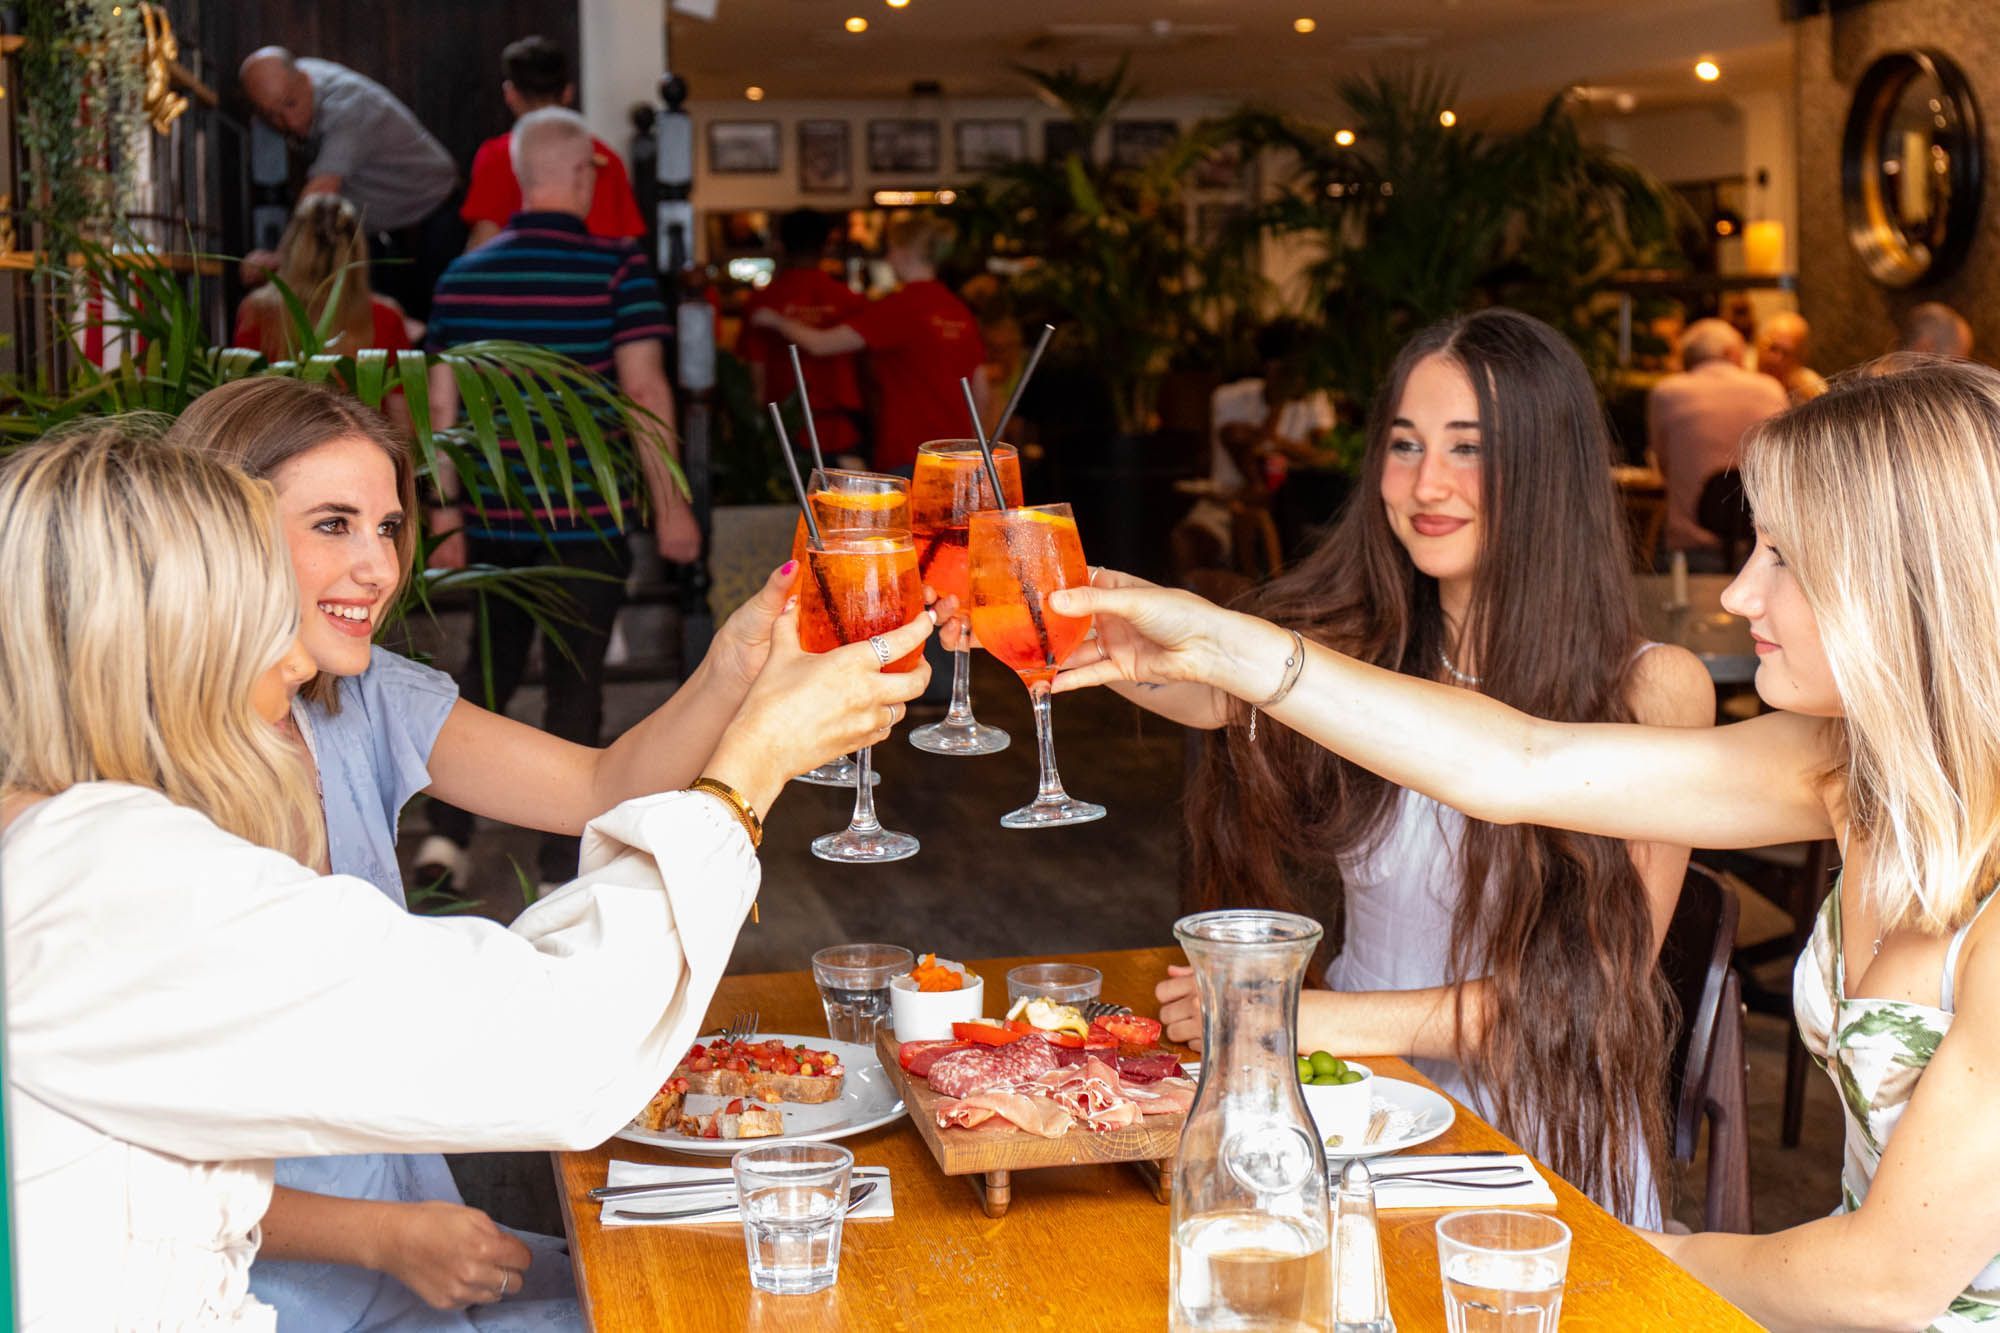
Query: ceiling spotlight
887 0 910 6
845 15 869 32
1694 58 1720 82
1334 128 1356 147
745 85 765 101
1294 17 1316 33
1439 109 1457 128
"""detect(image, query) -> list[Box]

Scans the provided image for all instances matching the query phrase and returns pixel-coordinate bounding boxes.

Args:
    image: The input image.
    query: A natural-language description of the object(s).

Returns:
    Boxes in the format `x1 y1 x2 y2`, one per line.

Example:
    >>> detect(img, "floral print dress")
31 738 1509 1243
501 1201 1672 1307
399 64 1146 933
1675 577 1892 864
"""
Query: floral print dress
1794 880 2000 1329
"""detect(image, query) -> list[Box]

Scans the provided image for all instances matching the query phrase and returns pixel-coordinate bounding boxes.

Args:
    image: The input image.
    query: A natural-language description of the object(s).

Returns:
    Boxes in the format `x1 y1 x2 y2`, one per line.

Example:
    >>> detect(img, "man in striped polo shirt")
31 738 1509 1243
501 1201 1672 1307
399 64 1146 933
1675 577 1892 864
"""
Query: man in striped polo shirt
422 106 697 887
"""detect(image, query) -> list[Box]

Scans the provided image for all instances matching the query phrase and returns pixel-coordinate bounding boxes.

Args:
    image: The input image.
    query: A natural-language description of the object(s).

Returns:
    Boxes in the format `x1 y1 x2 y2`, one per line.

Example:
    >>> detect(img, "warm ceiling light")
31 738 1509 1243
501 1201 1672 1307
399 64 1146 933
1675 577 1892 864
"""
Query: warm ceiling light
1694 58 1720 82
745 85 765 101
845 15 869 32
1334 128 1356 147
1439 109 1457 128
886 0 910 6
1293 17 1316 33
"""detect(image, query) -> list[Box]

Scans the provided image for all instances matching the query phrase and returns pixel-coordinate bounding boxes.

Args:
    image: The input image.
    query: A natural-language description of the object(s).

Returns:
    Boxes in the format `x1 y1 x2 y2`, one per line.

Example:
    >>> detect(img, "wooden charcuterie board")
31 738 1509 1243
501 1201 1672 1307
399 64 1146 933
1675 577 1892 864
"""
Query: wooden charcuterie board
874 1028 1187 1216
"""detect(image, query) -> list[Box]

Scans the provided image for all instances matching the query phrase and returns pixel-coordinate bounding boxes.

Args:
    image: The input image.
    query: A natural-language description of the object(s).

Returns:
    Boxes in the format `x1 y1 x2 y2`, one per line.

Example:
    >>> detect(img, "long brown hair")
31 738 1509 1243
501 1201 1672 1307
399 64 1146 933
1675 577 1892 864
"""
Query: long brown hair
163 377 417 711
1187 308 1666 1218
243 194 377 358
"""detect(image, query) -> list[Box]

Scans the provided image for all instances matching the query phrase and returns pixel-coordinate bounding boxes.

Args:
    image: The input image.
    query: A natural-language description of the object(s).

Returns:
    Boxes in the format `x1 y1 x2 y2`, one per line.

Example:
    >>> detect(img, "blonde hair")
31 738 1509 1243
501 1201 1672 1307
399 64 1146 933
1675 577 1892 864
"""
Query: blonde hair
885 211 954 266
1741 356 2000 933
0 427 323 868
246 194 377 358
164 377 418 711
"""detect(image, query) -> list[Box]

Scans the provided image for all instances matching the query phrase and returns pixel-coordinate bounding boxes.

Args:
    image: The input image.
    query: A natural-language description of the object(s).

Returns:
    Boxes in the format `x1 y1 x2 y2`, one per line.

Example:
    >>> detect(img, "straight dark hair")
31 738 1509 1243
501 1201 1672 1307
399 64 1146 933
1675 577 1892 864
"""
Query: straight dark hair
1186 308 1668 1219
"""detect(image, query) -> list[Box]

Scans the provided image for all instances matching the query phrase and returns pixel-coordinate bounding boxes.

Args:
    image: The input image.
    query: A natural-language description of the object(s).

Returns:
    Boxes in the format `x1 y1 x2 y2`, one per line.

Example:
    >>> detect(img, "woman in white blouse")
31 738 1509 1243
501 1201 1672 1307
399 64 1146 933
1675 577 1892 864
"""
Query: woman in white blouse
0 429 933 1331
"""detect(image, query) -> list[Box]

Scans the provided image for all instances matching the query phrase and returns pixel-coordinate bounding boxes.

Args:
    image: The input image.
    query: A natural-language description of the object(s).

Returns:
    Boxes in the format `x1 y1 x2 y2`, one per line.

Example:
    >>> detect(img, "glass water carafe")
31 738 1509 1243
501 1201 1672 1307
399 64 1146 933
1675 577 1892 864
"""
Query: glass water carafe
1170 910 1332 1332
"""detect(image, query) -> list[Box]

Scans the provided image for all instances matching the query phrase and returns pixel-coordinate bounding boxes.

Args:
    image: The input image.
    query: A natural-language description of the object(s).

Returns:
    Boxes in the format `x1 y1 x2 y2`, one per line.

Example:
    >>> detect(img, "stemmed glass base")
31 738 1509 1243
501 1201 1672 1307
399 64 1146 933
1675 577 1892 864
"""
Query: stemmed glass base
794 754 880 788
909 649 1009 756
810 746 919 864
1000 793 1106 829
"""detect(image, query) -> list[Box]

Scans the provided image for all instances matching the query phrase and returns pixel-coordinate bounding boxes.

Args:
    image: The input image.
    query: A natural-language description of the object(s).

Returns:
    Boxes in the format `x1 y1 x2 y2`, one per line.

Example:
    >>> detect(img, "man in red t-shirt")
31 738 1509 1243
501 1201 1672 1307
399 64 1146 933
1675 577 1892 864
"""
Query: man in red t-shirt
737 210 866 458
752 213 987 473
461 35 645 250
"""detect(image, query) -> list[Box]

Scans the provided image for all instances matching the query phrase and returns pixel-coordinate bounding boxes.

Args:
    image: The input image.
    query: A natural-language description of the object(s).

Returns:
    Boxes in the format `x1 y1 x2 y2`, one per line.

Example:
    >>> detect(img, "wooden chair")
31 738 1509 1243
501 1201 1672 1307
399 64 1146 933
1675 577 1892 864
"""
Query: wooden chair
1660 862 1753 1233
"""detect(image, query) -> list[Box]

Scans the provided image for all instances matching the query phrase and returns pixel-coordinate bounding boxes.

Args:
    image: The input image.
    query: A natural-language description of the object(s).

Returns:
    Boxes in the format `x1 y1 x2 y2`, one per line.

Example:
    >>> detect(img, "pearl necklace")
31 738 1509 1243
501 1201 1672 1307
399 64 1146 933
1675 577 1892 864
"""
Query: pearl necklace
1439 646 1482 687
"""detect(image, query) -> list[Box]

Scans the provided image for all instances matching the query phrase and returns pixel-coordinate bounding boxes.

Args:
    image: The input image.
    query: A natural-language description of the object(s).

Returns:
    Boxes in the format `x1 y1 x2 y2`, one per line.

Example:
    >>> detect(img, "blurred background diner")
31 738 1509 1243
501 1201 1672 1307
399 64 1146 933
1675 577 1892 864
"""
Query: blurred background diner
6 0 1998 1300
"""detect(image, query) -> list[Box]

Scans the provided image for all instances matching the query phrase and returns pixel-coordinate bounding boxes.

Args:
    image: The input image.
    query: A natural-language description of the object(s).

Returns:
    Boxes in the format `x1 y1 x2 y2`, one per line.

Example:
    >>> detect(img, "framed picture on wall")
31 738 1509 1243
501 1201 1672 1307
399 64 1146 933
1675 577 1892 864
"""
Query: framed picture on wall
708 120 781 174
798 120 851 193
955 119 1027 172
1110 119 1180 171
1192 141 1251 193
1043 119 1091 165
868 119 941 174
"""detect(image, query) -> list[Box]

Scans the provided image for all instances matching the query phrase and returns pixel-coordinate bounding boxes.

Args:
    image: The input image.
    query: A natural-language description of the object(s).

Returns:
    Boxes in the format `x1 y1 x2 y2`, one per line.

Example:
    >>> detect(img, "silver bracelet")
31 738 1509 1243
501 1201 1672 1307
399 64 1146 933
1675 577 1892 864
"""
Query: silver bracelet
1247 628 1306 742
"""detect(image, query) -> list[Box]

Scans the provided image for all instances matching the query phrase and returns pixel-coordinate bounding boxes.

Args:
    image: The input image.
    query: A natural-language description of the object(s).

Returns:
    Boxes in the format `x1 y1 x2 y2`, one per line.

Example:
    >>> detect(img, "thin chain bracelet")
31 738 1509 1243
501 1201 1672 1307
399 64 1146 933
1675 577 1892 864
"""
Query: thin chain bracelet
1248 628 1307 741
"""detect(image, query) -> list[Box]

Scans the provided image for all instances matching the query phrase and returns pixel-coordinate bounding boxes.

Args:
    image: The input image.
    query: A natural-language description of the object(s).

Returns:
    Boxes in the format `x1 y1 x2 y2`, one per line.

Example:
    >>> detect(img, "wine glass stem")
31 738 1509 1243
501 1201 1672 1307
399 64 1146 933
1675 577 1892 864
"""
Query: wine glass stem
942 647 976 724
847 745 883 833
1029 681 1068 804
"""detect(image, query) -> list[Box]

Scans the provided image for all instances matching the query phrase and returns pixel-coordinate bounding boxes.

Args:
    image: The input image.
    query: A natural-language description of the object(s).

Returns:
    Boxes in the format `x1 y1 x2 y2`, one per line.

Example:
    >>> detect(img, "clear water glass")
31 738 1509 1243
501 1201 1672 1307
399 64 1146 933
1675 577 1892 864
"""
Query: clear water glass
1005 962 1103 1007
734 1142 854 1296
813 943 913 1042
1435 1210 1571 1333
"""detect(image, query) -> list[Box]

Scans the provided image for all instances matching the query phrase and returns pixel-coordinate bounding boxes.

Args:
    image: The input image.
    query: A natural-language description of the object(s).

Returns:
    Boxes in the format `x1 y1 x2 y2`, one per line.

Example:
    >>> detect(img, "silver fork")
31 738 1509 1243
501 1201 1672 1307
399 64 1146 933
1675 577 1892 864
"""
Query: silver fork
718 1010 759 1043
1077 999 1133 1020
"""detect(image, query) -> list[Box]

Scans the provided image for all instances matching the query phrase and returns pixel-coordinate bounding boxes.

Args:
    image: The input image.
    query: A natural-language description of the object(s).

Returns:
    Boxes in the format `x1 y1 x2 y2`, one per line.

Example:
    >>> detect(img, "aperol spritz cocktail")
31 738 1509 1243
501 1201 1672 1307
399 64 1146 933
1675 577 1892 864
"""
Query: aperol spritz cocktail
967 503 1104 828
791 471 908 789
798 526 925 862
908 439 1023 757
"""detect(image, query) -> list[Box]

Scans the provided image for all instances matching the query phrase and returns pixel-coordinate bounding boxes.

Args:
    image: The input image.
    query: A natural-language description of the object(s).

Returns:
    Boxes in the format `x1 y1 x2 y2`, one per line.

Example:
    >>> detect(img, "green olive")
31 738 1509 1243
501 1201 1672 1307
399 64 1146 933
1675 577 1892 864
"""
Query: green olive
1296 1057 1315 1082
1308 1051 1342 1078
1338 1070 1364 1084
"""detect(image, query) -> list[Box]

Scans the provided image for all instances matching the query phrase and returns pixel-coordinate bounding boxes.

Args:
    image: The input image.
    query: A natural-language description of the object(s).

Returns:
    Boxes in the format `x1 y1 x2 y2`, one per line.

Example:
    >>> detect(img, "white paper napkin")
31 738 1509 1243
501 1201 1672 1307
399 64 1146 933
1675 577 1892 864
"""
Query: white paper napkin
1361 1153 1557 1210
598 1160 896 1228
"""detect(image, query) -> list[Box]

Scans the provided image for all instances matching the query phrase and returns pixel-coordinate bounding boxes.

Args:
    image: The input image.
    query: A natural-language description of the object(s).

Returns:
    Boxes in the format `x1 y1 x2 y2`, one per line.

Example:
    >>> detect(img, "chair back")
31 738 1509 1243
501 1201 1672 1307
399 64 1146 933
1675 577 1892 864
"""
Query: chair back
1660 861 1740 1159
1696 468 1754 569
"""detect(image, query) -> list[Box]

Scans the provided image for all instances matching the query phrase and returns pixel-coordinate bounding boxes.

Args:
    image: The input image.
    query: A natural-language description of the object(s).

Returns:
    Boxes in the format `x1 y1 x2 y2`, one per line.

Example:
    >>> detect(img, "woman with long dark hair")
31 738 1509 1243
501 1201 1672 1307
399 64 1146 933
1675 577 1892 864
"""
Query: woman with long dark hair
1114 308 1713 1224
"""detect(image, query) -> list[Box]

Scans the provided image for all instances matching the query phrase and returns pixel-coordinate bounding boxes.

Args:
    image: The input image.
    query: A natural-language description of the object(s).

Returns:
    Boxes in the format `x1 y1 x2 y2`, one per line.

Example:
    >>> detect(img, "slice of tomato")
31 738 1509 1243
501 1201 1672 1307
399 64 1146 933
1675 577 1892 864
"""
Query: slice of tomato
723 1057 750 1073
725 1097 745 1115
702 1119 721 1139
686 1055 715 1073
1041 1031 1086 1049
1099 1014 1165 1048
951 1021 1024 1046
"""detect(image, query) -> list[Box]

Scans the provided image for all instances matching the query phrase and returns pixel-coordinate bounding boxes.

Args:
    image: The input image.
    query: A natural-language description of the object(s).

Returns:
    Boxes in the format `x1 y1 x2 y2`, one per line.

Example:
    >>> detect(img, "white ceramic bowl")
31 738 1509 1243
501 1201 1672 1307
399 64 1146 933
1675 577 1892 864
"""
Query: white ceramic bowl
1300 1061 1375 1150
888 961 985 1040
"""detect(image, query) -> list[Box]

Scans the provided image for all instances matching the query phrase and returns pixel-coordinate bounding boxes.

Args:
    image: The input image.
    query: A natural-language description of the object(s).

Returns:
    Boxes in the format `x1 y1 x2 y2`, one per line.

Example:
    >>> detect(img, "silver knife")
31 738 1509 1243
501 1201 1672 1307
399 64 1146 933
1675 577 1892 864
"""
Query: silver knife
591 1167 888 1202
609 1180 878 1222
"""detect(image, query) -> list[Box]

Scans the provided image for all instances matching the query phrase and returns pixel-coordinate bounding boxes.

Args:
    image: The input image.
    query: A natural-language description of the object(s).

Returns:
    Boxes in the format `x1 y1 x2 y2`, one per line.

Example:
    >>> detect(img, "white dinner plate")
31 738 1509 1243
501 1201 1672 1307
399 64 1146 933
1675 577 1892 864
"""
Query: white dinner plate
612 1034 905 1156
1323 1076 1455 1160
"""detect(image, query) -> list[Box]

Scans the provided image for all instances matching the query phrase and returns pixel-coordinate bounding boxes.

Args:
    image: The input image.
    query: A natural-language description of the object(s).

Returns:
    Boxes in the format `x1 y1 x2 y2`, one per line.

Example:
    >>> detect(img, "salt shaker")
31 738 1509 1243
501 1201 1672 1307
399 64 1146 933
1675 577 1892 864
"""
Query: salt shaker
1332 1158 1394 1332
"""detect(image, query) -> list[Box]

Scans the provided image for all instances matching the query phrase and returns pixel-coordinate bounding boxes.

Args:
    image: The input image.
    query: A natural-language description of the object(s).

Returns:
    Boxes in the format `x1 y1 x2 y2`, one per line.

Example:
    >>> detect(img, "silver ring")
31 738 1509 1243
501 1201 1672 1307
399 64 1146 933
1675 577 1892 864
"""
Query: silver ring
868 635 892 667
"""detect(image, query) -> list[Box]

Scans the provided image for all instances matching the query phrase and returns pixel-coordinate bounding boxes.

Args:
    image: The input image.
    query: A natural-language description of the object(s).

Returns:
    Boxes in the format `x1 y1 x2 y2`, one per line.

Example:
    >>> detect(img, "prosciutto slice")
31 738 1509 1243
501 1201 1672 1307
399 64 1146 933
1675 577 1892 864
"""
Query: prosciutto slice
1042 1056 1142 1132
935 1089 1072 1138
1122 1075 1197 1116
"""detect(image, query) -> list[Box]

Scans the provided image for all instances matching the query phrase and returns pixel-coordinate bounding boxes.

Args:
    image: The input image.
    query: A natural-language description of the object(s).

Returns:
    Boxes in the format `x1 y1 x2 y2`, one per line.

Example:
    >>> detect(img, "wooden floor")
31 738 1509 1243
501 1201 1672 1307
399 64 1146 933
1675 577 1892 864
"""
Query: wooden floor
399 613 1846 1242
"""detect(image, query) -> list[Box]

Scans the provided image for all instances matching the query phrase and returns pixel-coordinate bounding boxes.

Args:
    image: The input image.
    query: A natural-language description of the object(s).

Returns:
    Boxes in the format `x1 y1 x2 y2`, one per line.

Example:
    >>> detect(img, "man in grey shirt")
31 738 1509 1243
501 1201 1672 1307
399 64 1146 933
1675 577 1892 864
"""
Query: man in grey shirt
241 47 460 320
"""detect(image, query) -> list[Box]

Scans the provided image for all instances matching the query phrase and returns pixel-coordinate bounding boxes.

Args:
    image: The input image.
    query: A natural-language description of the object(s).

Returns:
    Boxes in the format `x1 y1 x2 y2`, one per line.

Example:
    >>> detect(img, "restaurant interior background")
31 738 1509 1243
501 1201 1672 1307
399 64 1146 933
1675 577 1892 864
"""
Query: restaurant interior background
2 0 1992 1242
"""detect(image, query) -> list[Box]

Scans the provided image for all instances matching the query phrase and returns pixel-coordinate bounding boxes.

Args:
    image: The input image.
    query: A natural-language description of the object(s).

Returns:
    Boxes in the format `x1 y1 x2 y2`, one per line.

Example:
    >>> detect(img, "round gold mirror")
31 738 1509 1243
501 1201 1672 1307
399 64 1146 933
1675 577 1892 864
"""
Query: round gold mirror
1841 50 1983 288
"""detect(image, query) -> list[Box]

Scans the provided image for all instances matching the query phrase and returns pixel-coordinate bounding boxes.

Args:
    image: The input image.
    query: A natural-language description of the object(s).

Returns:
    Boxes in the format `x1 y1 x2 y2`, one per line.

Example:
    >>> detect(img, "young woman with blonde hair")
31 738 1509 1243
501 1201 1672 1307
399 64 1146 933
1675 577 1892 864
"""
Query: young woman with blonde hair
232 193 411 361
162 375 928 1328
1053 356 2000 1330
0 428 930 1330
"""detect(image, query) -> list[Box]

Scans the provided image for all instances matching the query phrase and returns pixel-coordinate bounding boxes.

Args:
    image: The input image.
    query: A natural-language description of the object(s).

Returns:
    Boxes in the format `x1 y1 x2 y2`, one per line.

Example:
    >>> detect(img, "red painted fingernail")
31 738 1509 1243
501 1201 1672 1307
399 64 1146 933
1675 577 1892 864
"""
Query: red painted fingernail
779 560 797 576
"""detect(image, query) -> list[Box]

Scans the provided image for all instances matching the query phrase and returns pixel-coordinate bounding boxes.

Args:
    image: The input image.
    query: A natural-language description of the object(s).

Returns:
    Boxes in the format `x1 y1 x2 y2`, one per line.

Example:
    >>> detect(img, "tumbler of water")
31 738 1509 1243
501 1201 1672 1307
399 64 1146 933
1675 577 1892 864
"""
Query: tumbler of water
733 1142 854 1295
813 943 913 1042
1435 1210 1570 1333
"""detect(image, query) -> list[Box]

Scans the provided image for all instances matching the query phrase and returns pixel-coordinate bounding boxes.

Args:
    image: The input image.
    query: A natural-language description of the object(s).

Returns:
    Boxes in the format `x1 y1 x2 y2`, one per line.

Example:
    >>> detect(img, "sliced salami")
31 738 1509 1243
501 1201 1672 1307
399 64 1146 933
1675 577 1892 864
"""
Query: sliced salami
898 1039 972 1078
926 1035 1059 1098
1117 1051 1188 1084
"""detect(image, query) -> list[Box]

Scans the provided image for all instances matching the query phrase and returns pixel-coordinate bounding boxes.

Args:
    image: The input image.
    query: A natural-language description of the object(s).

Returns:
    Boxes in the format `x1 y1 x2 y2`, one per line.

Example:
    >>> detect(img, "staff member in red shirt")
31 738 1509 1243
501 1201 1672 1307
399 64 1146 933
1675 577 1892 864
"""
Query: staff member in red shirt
753 213 987 474
737 210 866 460
461 35 645 250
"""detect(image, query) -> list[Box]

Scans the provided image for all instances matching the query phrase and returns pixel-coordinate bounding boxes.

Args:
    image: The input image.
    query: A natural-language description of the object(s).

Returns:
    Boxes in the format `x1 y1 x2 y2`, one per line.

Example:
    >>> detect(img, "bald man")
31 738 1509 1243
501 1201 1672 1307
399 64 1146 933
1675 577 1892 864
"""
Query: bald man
239 46 458 319
421 108 695 888
1900 301 1975 359
1754 312 1828 406
1647 318 1789 563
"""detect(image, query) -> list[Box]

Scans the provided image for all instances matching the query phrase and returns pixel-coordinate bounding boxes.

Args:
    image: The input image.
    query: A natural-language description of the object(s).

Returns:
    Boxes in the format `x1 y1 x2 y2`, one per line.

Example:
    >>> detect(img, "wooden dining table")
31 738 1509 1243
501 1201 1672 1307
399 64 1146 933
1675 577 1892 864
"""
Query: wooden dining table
1636 572 1759 686
554 947 1756 1330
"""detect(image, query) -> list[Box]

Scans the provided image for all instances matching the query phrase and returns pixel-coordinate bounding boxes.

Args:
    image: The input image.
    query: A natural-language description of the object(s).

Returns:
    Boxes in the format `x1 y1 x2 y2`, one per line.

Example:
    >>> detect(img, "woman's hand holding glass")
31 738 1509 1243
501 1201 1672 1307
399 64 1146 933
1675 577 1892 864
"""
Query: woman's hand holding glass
706 560 805 692
703 595 934 817
1049 569 1279 698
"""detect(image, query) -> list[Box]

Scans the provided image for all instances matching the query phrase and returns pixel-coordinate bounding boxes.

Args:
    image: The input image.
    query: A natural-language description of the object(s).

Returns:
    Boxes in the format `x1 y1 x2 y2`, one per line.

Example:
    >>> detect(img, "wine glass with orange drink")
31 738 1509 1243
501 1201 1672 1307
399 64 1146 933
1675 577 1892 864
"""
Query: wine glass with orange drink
798 525 928 862
789 470 907 788
907 439 1023 757
967 502 1105 827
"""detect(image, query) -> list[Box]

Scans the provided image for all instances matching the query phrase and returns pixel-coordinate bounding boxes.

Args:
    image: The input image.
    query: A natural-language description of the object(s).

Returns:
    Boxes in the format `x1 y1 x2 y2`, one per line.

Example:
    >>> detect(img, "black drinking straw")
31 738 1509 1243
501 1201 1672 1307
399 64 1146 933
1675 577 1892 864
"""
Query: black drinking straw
962 377 1055 667
987 322 1055 447
769 401 848 642
788 344 826 472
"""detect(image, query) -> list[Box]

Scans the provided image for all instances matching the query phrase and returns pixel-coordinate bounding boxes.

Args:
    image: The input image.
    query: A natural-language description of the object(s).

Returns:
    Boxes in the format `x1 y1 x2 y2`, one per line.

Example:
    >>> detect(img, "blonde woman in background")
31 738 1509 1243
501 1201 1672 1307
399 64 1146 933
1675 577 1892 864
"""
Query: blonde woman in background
0 429 932 1330
1051 358 2000 1332
234 194 414 360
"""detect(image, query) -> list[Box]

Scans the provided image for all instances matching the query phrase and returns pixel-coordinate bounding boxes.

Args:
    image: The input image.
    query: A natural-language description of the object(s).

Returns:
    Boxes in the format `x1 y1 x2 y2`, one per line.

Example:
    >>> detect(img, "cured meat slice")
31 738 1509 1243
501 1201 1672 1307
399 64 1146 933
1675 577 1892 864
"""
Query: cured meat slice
927 1035 1058 1098
1042 1056 1140 1132
1123 1076 1197 1117
935 1090 1072 1138
1116 1051 1188 1084
898 1039 972 1078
